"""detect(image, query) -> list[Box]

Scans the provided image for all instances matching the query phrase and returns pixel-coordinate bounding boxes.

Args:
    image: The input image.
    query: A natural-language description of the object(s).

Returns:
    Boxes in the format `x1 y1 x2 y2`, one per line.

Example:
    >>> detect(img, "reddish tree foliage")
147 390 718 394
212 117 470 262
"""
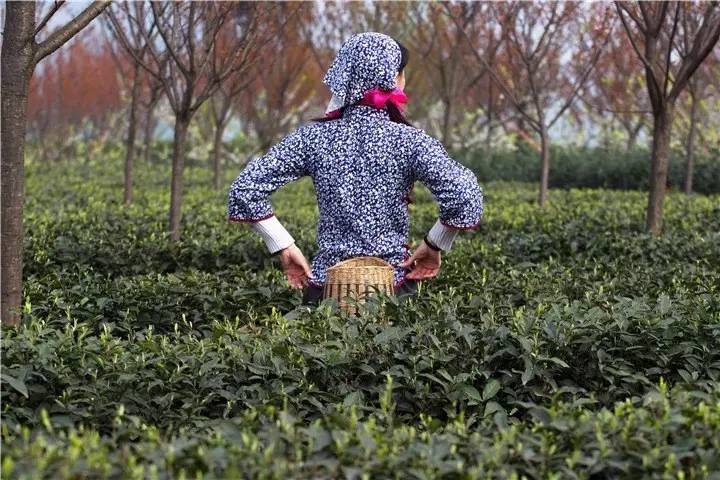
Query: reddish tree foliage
204 4 312 190
236 4 322 154
27 28 122 158
408 3 503 147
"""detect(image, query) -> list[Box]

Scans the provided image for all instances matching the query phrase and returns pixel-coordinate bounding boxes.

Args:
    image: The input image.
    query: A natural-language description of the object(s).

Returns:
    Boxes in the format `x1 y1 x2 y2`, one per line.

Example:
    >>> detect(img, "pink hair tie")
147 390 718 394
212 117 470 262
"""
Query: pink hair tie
323 87 408 119
361 87 408 111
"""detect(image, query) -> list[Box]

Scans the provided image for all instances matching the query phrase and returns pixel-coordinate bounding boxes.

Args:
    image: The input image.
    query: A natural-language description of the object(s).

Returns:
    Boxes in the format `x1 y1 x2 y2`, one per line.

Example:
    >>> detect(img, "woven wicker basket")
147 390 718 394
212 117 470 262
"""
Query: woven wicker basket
323 256 395 314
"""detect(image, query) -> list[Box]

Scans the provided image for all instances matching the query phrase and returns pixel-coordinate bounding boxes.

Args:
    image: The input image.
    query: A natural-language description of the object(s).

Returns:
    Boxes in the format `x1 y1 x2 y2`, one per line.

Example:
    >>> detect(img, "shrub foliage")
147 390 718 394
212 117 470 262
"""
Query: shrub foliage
2 156 719 478
461 145 720 194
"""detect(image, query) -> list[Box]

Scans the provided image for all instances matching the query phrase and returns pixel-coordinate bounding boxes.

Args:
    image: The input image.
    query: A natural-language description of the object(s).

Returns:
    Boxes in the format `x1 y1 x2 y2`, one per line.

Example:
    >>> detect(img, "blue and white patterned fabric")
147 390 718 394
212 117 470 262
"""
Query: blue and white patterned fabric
228 33 484 287
323 32 402 112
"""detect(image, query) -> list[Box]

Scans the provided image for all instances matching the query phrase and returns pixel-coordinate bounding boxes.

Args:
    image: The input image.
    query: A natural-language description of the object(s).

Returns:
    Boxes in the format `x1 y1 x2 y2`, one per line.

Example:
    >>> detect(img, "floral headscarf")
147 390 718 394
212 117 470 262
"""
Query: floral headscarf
323 32 402 114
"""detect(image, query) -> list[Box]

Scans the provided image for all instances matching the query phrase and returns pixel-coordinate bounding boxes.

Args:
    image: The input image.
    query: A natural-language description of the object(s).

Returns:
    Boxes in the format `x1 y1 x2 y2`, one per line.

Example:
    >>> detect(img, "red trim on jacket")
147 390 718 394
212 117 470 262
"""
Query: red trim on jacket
228 213 275 224
440 220 482 231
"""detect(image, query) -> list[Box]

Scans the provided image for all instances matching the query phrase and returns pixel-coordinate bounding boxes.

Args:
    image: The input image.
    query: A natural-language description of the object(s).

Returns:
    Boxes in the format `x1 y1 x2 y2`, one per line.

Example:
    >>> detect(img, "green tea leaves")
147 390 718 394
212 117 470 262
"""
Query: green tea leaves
1 373 28 398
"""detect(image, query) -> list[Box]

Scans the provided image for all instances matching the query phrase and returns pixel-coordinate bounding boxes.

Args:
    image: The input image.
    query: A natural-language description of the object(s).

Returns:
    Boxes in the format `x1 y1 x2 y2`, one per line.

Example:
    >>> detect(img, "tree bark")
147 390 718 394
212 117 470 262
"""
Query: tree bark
1 2 36 325
168 114 190 241
538 125 550 208
142 104 156 165
484 81 494 157
441 97 452 146
124 61 141 206
625 121 643 152
212 120 226 191
1 2 107 325
684 91 698 195
646 105 675 235
34 1 111 64
83 128 92 164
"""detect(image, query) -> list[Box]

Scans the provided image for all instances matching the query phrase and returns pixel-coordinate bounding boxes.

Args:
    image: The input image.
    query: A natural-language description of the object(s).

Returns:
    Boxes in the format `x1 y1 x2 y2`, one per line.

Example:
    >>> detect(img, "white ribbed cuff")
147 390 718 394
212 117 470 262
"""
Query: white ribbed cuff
426 219 460 251
251 215 295 254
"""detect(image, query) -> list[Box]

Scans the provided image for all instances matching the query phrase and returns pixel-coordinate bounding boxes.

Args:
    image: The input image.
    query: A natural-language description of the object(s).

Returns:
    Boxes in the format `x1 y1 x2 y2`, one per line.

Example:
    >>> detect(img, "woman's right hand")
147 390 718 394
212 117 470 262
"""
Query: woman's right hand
278 244 313 288
400 241 441 280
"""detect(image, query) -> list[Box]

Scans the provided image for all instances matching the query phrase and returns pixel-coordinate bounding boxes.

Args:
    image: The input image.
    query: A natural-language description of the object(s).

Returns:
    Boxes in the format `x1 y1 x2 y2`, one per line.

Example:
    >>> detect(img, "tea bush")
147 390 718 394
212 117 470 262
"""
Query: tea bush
460 144 720 194
2 154 719 479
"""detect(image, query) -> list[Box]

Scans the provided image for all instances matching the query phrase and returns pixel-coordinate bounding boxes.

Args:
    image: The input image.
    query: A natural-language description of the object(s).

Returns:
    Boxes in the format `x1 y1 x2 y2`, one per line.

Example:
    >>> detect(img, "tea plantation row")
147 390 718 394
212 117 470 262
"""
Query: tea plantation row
459 144 720 195
2 156 719 479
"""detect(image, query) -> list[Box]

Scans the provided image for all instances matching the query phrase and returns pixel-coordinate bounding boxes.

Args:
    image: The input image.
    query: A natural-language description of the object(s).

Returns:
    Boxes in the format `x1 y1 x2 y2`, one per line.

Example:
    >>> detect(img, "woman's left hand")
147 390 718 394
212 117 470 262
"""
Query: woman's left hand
400 241 441 280
278 244 313 288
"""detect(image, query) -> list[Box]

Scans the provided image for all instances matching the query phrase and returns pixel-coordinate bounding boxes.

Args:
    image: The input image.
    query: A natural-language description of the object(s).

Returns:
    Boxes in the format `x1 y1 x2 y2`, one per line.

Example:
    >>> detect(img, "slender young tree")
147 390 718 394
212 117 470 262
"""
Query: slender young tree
209 80 247 191
103 3 157 205
107 2 275 241
407 3 509 148
615 1 720 233
139 74 164 165
205 4 275 191
682 68 706 196
1 1 110 325
237 8 320 155
123 59 141 204
677 14 718 195
451 2 613 207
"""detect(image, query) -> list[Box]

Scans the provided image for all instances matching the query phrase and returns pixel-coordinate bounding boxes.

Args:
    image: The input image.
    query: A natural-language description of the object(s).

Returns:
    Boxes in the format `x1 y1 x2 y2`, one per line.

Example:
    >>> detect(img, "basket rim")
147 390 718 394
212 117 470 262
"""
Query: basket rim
326 256 394 271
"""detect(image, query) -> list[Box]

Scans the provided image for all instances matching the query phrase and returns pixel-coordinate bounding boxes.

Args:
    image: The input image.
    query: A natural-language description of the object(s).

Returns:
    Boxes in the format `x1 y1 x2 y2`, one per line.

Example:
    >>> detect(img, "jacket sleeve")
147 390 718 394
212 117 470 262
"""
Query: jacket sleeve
228 126 311 222
411 132 484 232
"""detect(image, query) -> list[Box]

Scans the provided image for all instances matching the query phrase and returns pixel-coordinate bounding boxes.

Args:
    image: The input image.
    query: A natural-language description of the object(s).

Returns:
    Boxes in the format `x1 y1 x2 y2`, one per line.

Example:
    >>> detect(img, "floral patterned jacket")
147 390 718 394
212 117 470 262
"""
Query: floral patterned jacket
228 32 483 287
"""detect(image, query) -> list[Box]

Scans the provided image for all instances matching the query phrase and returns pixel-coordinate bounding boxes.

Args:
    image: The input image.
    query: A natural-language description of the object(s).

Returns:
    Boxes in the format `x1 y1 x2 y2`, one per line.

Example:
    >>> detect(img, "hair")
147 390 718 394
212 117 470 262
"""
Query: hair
397 41 409 74
313 38 412 126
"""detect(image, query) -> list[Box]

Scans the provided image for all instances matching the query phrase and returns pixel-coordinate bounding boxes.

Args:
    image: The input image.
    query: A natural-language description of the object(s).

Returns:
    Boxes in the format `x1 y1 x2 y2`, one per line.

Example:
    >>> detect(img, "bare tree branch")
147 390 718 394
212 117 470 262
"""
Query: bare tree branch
669 2 720 101
619 1 647 34
34 1 110 64
105 4 171 104
150 2 191 81
548 23 613 128
663 2 681 98
615 2 664 102
34 1 65 36
446 4 540 131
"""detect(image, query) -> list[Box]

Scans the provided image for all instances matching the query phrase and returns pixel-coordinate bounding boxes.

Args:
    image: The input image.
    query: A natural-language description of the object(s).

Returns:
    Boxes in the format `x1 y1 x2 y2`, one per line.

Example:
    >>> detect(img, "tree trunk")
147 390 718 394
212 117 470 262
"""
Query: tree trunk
212 120 226 191
83 127 92 164
515 106 527 150
684 92 698 195
538 126 550 208
38 138 47 162
646 105 675 235
484 82 494 156
1 2 36 326
142 104 156 165
441 97 452 146
168 114 190 241
124 62 141 206
625 122 642 152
